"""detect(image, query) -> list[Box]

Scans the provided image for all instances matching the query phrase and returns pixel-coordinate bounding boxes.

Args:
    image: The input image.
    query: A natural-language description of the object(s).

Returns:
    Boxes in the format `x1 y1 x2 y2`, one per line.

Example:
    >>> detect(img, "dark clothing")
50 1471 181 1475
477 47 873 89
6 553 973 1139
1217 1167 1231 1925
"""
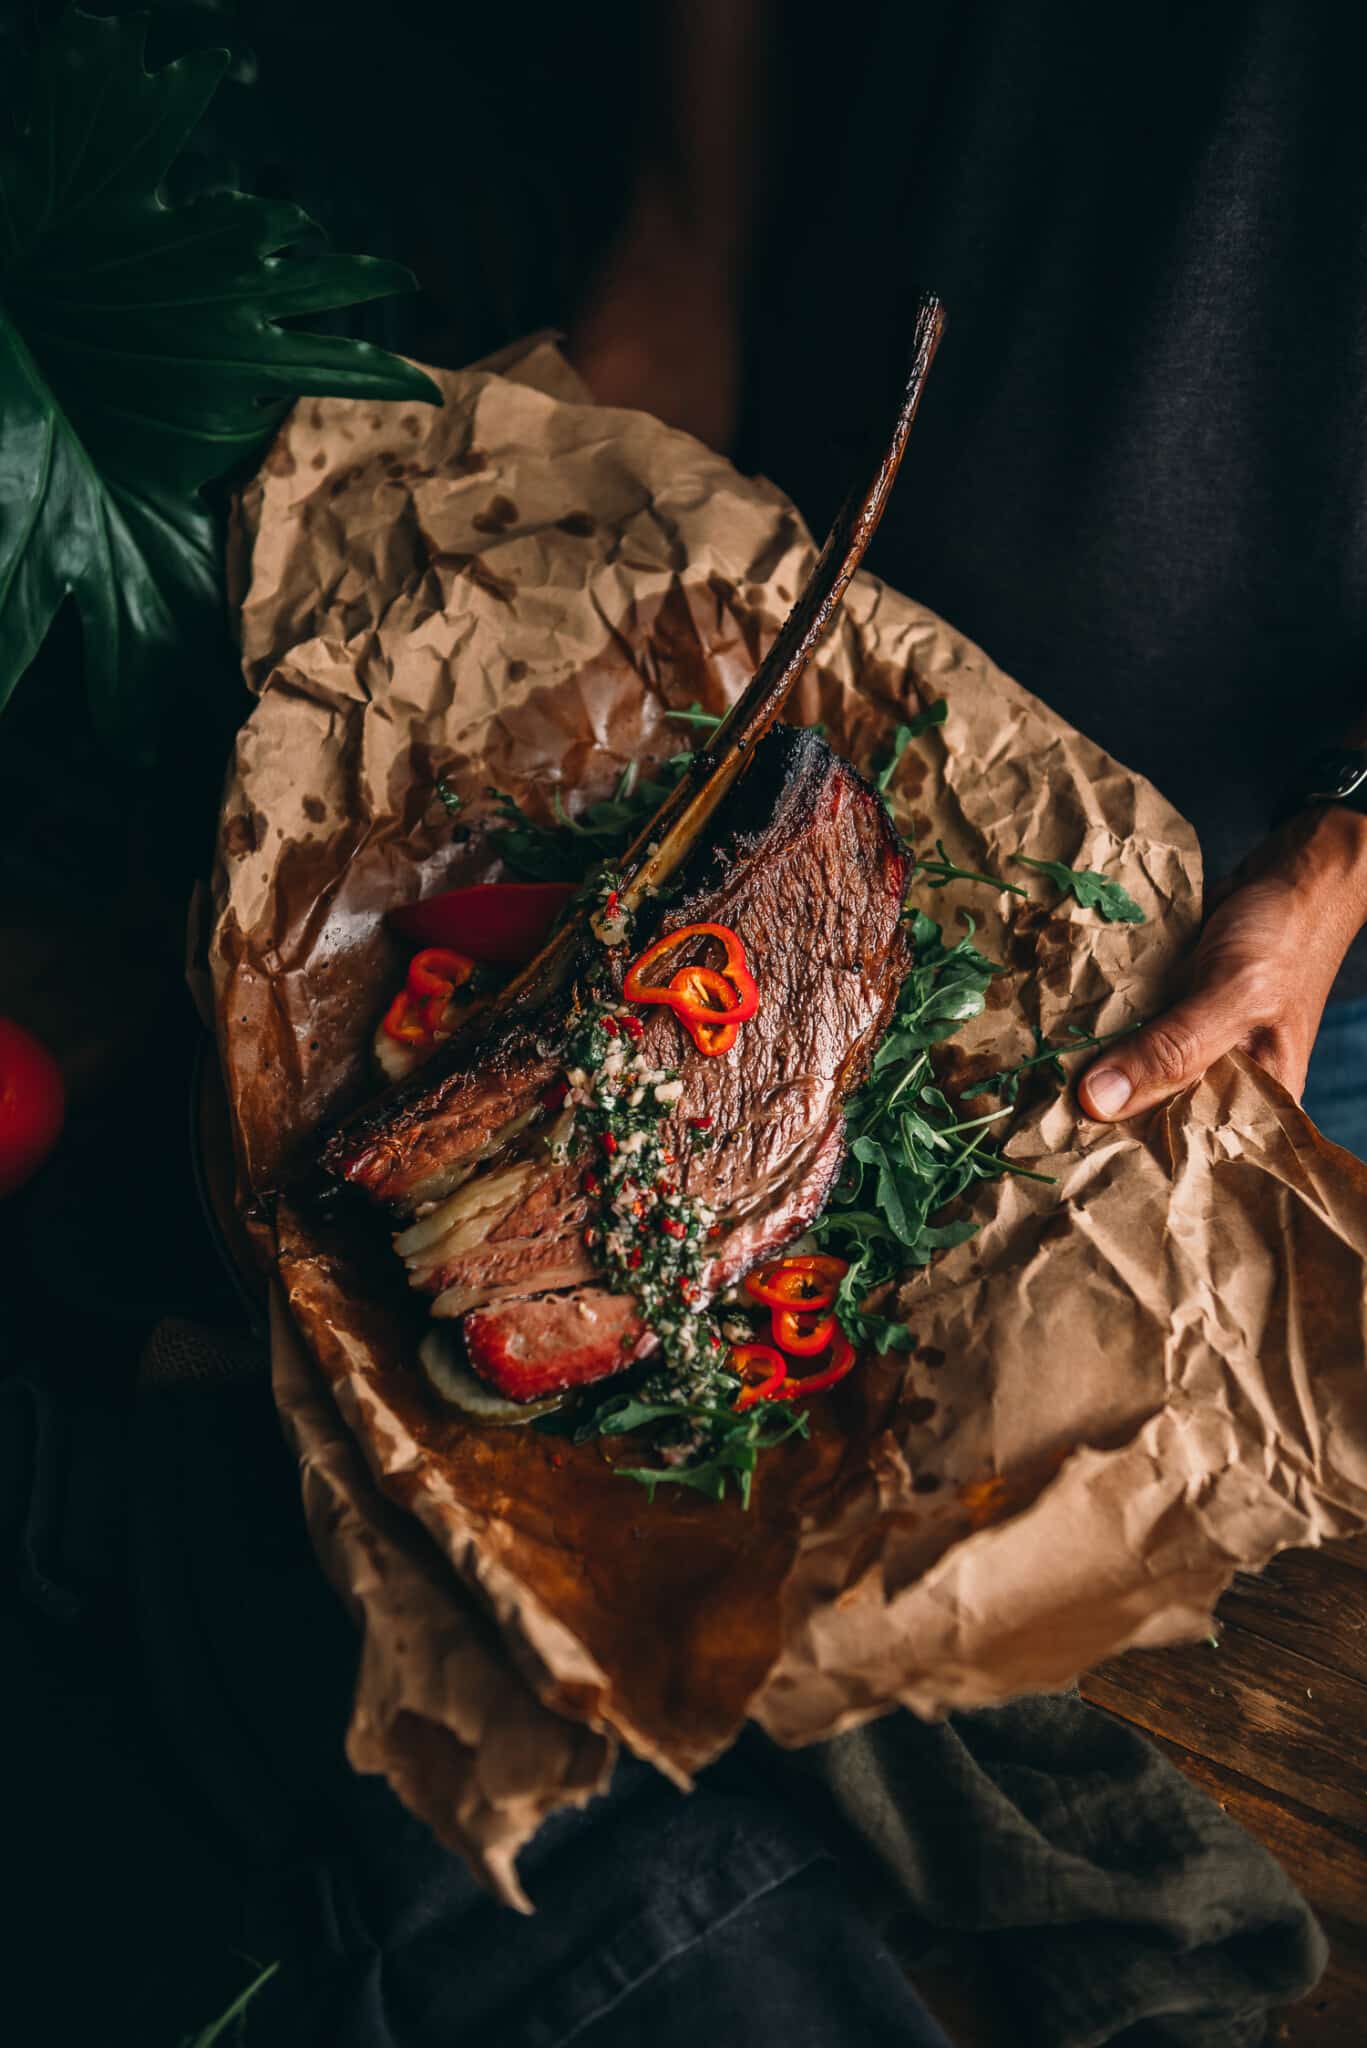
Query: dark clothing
220 1 1367 987
3 1326 1325 2048
1 12 1355 2046
1304 991 1367 1156
5 1356 954 2048
744 1 1367 995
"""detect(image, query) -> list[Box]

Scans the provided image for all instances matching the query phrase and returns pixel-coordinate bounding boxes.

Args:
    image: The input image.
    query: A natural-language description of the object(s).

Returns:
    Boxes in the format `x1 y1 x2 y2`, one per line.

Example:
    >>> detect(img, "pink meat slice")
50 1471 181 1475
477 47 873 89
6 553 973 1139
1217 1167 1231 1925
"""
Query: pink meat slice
464 1291 652 1399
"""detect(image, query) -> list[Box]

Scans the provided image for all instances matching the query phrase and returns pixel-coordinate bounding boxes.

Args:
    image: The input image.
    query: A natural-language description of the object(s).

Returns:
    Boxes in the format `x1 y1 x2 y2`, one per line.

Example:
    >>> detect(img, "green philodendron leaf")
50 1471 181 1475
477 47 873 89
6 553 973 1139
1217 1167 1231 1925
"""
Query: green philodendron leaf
0 8 442 750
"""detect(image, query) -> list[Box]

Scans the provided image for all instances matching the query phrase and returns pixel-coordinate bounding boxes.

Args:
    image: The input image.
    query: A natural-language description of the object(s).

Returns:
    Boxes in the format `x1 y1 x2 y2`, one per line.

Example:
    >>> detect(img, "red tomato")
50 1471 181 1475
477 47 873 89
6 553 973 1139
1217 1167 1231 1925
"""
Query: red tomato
0 1016 65 1197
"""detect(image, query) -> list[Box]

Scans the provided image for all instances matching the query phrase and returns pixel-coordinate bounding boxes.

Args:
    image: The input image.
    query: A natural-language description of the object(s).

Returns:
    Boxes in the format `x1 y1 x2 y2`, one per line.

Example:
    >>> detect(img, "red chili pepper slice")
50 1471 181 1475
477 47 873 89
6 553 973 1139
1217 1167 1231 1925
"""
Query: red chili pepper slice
623 923 759 1023
664 966 742 1058
667 962 740 1018
731 1343 788 1411
389 882 577 964
772 1332 857 1398
686 1011 741 1057
771 1307 839 1356
407 947 476 998
743 1254 848 1312
382 990 430 1044
651 966 746 1056
671 958 761 1024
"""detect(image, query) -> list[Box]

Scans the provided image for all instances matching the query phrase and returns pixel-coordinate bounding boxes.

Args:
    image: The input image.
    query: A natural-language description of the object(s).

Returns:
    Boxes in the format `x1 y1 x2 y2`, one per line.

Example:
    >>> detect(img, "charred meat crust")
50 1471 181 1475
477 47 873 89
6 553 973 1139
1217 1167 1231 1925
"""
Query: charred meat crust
321 728 894 1198
322 730 906 1198
319 726 912 1400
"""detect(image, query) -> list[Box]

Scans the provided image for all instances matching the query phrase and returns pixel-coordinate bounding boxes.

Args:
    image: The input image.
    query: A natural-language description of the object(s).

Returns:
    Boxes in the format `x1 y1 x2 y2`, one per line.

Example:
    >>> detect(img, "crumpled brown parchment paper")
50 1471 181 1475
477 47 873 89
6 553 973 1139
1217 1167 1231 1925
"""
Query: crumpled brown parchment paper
211 336 1367 1908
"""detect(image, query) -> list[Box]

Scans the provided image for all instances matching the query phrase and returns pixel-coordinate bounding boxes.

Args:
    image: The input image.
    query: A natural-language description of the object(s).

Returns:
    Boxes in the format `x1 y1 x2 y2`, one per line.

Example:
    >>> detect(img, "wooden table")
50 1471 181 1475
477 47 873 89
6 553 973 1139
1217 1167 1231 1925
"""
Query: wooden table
911 1539 1367 2046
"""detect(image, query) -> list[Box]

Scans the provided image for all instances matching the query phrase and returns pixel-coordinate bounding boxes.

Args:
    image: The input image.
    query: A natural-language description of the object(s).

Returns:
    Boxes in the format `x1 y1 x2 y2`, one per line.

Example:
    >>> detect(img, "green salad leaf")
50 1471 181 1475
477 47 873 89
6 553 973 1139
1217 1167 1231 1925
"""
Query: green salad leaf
566 1388 810 1508
1013 852 1146 923
616 1401 810 1509
911 836 1027 897
179 1961 278 2048
875 697 948 792
960 1022 1140 1104
0 8 440 750
485 707 721 880
486 758 693 880
812 910 1056 1350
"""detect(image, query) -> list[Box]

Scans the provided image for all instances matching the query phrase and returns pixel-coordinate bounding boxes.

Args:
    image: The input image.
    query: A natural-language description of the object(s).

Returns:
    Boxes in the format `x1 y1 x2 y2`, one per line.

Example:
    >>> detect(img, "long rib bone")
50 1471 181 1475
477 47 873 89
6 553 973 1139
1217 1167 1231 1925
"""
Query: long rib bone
316 295 945 1161
476 294 944 1019
612 292 946 919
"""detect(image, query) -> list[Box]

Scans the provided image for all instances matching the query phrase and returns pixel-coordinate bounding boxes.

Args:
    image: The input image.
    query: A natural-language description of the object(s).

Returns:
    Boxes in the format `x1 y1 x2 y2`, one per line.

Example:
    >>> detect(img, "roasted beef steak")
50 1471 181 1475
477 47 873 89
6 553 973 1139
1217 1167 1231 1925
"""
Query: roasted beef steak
321 727 911 1397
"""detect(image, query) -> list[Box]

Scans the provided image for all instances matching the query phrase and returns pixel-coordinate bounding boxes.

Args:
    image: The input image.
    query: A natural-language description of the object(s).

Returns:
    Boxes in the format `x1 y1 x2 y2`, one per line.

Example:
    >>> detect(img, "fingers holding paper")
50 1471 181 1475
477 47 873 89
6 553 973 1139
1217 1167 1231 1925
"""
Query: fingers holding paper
1079 808 1367 1122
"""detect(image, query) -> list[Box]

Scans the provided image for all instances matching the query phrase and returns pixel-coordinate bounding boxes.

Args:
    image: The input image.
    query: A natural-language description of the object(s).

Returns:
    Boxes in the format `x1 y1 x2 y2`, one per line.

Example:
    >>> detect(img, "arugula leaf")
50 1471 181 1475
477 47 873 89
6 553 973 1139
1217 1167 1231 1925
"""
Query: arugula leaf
1012 853 1146 923
0 9 440 751
664 705 725 729
875 699 948 792
179 1961 278 2048
912 837 1028 896
567 1387 809 1506
487 754 694 881
576 1395 687 1442
812 908 1066 1349
960 1022 1141 1103
618 1405 810 1509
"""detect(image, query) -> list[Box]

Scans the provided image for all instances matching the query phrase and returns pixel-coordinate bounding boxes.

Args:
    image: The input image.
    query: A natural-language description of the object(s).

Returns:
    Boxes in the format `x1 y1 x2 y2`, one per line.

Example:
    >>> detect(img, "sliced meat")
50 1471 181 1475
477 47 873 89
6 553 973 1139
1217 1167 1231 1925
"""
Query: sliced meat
464 1290 652 1400
322 726 911 1400
327 1033 560 1214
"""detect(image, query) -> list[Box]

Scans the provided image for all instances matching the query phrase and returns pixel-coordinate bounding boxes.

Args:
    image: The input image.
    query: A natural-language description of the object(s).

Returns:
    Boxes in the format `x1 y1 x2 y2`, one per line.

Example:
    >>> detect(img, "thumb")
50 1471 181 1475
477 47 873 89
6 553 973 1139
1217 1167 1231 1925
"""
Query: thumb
1079 985 1245 1121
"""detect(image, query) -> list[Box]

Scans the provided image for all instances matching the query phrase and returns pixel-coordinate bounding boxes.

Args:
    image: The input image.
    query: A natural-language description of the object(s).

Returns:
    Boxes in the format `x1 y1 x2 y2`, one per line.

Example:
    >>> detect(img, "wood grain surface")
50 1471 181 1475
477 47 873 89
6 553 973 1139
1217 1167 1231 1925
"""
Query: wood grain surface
909 1537 1367 2047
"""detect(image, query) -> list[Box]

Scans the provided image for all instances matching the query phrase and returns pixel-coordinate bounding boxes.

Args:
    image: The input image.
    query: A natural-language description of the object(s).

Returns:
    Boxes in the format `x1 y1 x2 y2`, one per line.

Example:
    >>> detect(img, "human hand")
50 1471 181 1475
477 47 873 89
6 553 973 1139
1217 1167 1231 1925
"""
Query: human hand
1079 805 1367 1121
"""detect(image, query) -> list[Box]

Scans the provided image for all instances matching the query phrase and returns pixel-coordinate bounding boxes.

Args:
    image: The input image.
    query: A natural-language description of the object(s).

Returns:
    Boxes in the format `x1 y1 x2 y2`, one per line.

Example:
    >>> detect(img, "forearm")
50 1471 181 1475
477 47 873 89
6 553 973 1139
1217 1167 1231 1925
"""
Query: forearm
1274 706 1367 950
640 0 769 261
570 0 769 449
1266 803 1367 972
1081 713 1367 1119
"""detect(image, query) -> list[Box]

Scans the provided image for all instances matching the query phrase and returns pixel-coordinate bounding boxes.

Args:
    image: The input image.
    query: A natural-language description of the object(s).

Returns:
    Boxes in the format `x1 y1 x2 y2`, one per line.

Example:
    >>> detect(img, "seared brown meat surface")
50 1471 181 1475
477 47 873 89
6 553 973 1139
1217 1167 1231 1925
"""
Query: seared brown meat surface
321 728 910 1397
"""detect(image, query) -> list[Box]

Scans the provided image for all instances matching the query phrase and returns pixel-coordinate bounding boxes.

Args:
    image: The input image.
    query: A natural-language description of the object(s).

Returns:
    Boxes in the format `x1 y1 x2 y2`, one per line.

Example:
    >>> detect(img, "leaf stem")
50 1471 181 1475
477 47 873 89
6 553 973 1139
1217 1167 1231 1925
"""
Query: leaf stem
910 838 1029 897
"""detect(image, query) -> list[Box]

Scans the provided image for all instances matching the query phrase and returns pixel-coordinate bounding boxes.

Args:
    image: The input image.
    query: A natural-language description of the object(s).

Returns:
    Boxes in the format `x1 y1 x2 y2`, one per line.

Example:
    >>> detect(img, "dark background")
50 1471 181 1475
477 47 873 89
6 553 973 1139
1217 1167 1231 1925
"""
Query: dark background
5 3 1367 2037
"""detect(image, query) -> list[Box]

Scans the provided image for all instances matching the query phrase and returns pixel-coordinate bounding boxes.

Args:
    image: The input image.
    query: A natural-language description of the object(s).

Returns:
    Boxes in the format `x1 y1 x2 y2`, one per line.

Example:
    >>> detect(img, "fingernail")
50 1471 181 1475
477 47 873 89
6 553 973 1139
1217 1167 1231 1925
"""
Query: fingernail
1085 1067 1133 1118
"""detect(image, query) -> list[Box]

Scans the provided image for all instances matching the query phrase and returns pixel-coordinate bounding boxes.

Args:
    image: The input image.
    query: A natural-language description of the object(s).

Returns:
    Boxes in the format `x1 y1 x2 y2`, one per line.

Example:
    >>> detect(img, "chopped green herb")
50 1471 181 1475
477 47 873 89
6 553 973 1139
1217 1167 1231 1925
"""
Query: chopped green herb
548 933 758 1493
435 780 463 816
876 700 949 793
1013 853 1146 924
